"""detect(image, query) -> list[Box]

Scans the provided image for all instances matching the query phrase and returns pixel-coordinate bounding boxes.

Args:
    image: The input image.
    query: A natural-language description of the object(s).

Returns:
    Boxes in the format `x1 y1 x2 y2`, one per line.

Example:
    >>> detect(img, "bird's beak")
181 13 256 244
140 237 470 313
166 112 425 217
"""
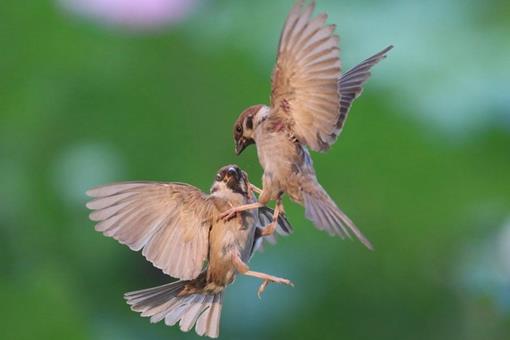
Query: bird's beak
235 138 252 155
227 167 239 180
235 139 245 155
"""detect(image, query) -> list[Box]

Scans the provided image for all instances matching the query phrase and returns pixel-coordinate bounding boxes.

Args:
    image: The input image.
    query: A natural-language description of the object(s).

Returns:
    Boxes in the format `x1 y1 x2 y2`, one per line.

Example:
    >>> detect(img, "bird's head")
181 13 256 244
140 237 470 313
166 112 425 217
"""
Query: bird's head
233 104 269 155
210 164 249 197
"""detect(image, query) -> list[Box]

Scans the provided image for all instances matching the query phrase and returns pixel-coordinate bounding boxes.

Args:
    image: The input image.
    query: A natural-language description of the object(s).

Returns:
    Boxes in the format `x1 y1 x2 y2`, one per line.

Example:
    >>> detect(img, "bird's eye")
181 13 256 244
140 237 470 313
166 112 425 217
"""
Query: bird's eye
216 173 222 181
236 125 242 133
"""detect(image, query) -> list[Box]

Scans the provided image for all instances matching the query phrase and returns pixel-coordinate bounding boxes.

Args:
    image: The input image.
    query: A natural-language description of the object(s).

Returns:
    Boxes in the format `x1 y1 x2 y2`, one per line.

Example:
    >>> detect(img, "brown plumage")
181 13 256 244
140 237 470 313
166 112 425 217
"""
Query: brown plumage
228 1 393 249
86 165 293 338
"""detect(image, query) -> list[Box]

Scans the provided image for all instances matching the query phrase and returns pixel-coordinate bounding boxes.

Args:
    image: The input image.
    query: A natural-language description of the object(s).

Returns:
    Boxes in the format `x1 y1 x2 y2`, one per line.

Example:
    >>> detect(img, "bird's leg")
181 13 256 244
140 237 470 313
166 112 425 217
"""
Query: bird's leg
259 197 283 237
247 183 262 201
219 202 264 221
276 191 286 215
231 252 250 273
231 252 294 299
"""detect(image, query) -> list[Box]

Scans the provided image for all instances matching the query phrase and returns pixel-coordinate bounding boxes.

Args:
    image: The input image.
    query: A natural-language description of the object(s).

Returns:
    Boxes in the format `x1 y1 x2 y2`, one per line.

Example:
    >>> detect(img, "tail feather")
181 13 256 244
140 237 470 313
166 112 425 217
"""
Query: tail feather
195 294 223 337
126 282 180 309
304 193 350 239
303 184 373 250
124 280 223 338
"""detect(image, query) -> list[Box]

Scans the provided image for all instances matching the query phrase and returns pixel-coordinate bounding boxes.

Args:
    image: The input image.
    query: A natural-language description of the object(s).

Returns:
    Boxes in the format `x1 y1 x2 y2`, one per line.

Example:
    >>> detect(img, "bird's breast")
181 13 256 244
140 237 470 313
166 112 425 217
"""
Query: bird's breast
256 130 297 174
206 217 256 286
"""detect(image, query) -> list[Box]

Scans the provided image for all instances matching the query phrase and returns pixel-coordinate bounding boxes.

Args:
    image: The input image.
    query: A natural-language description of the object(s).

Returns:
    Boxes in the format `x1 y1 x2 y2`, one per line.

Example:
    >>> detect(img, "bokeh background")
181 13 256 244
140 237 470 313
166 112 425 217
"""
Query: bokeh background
1 0 509 339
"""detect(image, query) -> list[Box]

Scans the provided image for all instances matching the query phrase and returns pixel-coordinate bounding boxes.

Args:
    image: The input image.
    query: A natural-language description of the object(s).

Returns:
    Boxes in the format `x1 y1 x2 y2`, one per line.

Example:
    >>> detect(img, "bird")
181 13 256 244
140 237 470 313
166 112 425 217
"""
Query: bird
85 165 293 338
222 0 393 250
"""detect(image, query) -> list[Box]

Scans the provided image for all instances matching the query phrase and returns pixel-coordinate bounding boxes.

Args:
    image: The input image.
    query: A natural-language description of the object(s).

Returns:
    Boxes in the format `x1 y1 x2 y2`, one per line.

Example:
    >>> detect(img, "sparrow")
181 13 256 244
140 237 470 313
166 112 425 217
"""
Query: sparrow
223 1 393 249
85 165 293 338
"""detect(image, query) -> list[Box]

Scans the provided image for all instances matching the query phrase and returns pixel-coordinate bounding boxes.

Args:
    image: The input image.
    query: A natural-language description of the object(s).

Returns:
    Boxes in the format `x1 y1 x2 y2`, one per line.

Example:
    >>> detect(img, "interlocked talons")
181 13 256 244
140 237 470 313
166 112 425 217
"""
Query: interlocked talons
259 197 283 237
218 202 264 222
219 208 238 221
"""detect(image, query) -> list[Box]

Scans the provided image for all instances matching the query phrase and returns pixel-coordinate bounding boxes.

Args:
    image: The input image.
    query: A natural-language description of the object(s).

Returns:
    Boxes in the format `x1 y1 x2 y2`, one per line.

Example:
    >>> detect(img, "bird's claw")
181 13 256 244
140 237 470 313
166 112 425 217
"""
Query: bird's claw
257 280 269 299
219 208 238 222
257 277 294 299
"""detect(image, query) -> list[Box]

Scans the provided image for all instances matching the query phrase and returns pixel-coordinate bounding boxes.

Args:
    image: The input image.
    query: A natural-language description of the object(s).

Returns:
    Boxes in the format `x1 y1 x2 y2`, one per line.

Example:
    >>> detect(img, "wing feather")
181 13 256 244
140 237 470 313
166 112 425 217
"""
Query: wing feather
271 3 392 152
270 2 341 152
86 182 216 280
335 45 393 133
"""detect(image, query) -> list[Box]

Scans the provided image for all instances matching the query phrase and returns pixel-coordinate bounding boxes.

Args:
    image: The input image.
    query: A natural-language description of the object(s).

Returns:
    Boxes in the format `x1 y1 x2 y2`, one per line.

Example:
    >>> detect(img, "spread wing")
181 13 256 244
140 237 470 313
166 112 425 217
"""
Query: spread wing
86 182 216 280
270 1 341 152
337 45 393 134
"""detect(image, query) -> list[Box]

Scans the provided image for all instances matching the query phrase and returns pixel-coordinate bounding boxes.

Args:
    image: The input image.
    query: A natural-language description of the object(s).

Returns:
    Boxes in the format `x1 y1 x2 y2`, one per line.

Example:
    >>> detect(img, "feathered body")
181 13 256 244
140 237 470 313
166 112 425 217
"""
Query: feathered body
254 109 315 204
205 189 255 290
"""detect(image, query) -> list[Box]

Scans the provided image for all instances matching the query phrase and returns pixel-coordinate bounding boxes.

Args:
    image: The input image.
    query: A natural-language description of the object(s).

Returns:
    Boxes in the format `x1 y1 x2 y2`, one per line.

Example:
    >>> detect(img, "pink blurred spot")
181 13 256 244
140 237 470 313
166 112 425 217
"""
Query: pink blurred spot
59 0 199 29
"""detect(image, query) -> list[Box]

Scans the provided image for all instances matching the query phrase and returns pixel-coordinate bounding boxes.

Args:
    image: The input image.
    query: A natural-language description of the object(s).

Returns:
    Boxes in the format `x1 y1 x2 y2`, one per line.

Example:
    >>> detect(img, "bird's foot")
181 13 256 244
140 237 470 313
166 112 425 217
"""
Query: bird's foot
219 202 264 222
257 275 294 299
219 207 239 221
259 221 277 237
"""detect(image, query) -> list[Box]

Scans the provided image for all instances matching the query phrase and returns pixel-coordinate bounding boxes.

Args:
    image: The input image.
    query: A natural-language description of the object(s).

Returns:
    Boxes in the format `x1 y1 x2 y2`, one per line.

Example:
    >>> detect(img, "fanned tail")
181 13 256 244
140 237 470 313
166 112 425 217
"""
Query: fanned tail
302 183 373 250
124 279 224 338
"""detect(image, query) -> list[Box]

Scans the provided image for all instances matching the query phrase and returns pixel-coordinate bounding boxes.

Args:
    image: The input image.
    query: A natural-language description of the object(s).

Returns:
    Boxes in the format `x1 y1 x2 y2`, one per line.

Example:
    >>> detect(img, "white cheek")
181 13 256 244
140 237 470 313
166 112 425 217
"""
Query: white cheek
239 181 248 194
218 182 228 191
212 181 227 193
244 128 254 138
256 106 270 123
252 106 270 136
212 181 246 204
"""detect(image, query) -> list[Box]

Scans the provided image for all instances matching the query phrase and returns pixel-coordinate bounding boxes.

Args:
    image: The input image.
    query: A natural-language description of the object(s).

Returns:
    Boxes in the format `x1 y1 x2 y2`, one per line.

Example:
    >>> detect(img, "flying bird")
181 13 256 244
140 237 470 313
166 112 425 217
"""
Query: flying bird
86 165 293 338
224 1 393 249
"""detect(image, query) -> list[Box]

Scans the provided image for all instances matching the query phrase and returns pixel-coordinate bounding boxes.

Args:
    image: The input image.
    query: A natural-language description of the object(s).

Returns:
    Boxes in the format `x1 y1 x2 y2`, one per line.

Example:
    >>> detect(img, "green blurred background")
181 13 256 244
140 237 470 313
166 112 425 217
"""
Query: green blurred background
1 0 509 339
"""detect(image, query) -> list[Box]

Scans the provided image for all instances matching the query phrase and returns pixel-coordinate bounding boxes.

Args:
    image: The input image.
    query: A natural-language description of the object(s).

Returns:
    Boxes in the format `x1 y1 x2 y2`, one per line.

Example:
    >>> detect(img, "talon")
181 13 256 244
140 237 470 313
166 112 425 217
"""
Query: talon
219 208 238 221
260 222 277 236
282 279 294 287
257 280 269 299
256 277 294 298
276 277 294 287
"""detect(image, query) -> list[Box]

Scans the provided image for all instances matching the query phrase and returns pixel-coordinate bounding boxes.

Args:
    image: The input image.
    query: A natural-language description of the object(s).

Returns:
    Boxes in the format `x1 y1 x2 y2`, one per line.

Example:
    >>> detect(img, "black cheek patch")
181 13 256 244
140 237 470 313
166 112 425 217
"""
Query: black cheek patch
234 167 243 181
227 178 246 196
246 116 253 130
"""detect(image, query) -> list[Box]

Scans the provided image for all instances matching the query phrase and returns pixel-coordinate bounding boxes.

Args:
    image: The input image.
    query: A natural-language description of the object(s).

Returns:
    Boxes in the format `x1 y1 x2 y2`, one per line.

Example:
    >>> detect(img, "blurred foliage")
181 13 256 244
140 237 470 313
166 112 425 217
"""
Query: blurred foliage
0 0 509 339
